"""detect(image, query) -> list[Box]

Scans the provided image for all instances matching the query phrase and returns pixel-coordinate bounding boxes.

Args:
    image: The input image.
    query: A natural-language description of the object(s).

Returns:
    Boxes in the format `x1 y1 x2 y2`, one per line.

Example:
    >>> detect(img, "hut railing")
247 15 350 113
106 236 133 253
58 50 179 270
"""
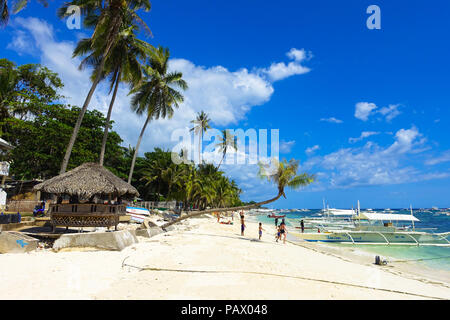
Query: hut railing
49 203 127 215
49 203 126 229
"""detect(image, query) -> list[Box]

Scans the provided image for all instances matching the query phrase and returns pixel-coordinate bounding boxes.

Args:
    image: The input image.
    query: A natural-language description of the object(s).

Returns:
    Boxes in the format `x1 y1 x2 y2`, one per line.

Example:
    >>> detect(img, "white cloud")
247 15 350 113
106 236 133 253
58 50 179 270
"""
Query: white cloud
257 48 311 81
425 150 450 166
349 131 380 143
286 48 311 62
379 104 401 122
7 17 311 158
279 140 295 153
305 145 320 155
303 127 445 190
355 102 377 121
320 117 343 124
355 102 402 122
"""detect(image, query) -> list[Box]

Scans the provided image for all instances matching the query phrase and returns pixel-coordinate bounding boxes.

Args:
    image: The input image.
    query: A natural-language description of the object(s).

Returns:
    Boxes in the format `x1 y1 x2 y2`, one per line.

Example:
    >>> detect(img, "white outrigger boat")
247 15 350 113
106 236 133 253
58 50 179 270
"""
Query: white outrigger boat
126 206 151 223
293 203 450 246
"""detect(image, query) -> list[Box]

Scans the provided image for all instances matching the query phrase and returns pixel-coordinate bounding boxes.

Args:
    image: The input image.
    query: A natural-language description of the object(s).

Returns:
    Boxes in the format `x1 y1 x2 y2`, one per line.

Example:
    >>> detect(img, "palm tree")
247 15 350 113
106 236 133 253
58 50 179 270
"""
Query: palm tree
162 158 315 228
190 111 211 164
57 0 151 174
127 46 188 184
215 129 237 169
0 0 48 27
74 20 152 166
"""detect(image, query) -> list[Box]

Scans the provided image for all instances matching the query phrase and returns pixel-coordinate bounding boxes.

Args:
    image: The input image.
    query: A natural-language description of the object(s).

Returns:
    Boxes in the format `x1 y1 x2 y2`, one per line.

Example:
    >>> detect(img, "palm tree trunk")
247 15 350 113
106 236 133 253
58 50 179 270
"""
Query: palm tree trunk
198 131 202 164
217 153 225 169
99 70 121 166
161 192 283 229
127 114 151 184
59 41 114 174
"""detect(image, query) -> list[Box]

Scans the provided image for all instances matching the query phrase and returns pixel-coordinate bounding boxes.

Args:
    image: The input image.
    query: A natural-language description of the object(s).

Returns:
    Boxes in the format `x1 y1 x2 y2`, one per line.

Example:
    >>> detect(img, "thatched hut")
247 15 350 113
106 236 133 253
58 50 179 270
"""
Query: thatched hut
33 163 139 231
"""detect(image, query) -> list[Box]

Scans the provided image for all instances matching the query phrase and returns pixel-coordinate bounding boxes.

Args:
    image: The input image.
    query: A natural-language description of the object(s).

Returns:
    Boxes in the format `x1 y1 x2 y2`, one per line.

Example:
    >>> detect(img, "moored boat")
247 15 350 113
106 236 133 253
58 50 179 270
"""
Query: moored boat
126 206 151 223
292 208 450 246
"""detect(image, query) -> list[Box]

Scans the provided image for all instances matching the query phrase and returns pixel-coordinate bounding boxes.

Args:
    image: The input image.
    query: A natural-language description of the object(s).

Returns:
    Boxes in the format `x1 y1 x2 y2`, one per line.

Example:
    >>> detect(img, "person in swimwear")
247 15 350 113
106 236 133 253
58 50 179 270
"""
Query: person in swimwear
258 222 265 240
279 221 287 244
241 220 246 236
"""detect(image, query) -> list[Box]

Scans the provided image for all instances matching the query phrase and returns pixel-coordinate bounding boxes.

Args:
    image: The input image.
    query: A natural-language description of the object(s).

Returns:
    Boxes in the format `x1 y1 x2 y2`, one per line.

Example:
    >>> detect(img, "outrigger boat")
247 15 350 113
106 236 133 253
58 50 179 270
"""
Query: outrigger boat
267 214 286 219
292 203 450 246
126 206 151 223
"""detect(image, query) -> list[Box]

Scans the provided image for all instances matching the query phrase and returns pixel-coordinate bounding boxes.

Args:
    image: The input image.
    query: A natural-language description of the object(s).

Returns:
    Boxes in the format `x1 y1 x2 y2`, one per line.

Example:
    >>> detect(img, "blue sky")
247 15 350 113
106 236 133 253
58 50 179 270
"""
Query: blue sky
1 0 450 209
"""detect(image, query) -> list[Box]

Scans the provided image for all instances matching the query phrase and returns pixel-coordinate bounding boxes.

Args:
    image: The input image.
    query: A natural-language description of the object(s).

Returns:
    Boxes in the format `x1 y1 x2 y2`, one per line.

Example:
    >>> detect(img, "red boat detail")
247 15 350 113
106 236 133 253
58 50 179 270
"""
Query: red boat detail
268 214 286 218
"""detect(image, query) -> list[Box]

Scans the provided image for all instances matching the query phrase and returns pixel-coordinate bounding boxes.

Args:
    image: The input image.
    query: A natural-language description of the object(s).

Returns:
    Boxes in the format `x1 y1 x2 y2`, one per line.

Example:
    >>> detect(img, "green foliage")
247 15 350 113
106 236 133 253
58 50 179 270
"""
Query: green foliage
3 104 126 180
258 158 315 197
0 58 63 135
126 149 243 208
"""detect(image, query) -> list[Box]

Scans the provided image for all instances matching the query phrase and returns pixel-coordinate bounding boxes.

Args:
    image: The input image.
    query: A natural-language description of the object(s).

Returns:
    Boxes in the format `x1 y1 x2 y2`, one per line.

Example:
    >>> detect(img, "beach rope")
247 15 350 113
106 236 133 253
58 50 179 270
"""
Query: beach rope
120 256 447 300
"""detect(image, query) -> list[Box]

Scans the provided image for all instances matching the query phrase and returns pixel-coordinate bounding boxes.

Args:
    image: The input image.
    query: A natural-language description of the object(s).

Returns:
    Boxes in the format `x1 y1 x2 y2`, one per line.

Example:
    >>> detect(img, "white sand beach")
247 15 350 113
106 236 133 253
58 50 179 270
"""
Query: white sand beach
0 215 449 300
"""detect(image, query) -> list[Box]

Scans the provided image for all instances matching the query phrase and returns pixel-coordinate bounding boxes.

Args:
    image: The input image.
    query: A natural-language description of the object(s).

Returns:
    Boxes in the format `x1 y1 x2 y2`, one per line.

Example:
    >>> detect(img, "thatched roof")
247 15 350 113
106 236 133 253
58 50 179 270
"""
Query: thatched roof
33 163 139 198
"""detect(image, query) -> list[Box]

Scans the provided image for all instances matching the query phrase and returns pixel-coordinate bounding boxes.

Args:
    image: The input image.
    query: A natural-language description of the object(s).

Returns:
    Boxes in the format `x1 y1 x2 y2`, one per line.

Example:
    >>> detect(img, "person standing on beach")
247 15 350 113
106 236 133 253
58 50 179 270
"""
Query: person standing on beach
280 221 287 244
274 217 278 227
258 222 265 240
239 211 245 235
241 220 246 236
300 220 305 233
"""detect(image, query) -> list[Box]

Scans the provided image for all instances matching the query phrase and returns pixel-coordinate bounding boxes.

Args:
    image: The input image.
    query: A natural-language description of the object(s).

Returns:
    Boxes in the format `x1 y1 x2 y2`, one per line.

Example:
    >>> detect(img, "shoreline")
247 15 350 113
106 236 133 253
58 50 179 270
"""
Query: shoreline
0 215 449 300
248 214 450 285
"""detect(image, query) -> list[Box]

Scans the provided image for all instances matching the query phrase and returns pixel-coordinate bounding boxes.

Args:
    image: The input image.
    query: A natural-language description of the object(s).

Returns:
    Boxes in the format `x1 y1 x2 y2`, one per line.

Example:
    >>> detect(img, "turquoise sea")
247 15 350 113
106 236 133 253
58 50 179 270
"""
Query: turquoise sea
253 209 450 272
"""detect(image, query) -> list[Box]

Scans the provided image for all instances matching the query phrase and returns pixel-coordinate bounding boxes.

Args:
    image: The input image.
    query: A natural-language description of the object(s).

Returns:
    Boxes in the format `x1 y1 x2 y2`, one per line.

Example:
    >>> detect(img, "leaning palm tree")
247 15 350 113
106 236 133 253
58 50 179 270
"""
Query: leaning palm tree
215 129 237 169
127 46 188 184
57 0 151 174
190 111 211 164
162 158 315 228
0 0 48 27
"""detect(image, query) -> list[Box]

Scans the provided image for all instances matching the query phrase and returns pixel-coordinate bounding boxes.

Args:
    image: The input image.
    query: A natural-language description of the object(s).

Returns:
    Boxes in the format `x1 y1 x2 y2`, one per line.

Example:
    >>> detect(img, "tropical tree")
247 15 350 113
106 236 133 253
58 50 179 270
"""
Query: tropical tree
190 110 211 164
127 46 187 184
4 104 125 179
57 0 151 174
162 158 315 228
0 59 63 134
215 129 237 169
73 18 152 166
0 0 48 27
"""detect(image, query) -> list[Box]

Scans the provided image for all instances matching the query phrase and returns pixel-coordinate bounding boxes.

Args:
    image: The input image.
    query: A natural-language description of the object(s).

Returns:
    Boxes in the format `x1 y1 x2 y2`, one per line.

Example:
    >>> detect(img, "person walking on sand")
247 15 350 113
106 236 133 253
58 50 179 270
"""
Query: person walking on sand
241 219 246 236
275 225 281 242
300 219 305 233
280 221 287 244
258 222 265 240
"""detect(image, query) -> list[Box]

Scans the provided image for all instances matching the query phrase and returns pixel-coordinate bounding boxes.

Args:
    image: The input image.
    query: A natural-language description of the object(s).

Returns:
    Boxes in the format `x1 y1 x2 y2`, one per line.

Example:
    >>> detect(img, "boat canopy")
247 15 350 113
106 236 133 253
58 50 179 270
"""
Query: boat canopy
359 212 420 222
326 209 356 216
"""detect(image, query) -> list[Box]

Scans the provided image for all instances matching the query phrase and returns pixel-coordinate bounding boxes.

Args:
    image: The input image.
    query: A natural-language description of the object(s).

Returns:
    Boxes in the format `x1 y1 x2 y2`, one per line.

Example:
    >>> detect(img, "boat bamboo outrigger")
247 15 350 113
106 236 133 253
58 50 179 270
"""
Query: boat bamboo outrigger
292 201 450 246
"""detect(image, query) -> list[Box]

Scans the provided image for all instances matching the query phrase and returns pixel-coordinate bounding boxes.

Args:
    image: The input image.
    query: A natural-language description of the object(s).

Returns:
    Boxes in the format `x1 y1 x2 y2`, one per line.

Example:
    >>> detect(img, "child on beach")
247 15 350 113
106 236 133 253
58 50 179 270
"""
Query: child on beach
258 222 265 240
275 225 281 242
241 220 246 236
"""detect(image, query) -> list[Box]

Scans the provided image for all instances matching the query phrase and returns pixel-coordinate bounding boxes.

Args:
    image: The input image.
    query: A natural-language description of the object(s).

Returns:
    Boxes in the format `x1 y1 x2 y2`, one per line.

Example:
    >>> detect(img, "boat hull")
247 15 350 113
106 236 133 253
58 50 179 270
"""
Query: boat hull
292 231 450 245
126 207 151 223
